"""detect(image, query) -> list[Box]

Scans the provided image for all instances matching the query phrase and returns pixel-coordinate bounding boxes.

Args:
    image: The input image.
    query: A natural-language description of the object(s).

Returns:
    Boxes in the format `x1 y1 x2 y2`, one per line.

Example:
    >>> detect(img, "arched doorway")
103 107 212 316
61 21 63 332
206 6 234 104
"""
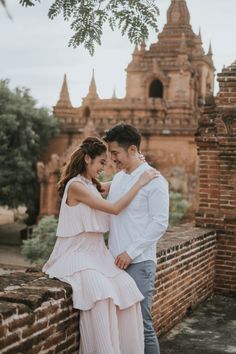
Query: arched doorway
83 106 91 118
149 79 164 98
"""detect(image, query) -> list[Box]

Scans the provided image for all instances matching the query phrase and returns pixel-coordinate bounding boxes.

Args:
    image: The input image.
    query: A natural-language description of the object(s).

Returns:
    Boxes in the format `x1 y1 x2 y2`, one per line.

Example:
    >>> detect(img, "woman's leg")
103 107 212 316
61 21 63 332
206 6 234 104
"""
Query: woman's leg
116 303 144 354
80 298 121 354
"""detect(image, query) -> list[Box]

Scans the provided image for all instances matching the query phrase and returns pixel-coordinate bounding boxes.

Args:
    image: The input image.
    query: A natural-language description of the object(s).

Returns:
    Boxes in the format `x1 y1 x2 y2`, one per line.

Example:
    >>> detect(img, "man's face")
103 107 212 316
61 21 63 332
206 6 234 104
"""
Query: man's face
108 141 131 171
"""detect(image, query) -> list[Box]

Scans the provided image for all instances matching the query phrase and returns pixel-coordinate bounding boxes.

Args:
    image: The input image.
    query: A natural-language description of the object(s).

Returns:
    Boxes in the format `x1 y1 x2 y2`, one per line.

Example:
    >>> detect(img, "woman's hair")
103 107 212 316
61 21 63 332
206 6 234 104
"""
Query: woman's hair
58 136 107 197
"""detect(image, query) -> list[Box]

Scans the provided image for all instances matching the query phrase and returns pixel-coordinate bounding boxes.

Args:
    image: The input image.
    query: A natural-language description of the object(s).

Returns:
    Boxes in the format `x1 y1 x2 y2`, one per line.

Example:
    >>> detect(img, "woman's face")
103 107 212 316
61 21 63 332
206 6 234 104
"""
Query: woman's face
86 152 107 178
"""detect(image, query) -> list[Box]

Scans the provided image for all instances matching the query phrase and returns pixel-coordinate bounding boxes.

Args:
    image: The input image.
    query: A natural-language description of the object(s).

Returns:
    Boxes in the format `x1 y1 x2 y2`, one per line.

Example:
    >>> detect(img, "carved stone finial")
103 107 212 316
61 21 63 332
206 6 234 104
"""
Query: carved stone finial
167 0 190 26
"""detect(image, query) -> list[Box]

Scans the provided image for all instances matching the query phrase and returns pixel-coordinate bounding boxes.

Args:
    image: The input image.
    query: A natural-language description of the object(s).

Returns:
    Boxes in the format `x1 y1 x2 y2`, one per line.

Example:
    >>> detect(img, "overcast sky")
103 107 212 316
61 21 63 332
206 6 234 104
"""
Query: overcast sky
1 0 236 110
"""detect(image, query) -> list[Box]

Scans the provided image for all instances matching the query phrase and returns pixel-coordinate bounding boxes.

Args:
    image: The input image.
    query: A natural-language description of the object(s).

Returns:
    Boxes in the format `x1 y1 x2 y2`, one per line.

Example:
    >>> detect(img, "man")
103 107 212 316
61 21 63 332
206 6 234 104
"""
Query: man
104 124 169 354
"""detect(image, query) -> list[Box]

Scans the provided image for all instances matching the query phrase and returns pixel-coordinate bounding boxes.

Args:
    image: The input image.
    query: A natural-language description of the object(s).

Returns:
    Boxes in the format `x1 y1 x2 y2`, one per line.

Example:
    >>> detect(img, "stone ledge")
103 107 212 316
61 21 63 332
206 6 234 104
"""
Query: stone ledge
157 222 215 254
0 271 72 315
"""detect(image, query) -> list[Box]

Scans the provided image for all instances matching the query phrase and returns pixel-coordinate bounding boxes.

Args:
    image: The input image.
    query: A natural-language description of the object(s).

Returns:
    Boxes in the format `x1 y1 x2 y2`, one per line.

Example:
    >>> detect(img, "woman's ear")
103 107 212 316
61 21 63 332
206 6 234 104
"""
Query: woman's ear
84 154 92 164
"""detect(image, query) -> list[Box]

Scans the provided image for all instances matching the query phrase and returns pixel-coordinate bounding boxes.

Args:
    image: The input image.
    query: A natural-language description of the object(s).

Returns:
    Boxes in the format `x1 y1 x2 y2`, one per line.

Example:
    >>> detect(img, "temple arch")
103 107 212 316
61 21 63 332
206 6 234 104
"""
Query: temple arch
83 106 91 118
149 79 164 98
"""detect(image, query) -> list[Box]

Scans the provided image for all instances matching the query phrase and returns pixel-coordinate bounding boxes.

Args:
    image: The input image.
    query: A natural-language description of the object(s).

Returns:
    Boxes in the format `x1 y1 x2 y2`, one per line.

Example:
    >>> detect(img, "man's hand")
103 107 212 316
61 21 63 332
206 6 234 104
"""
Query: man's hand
115 252 132 269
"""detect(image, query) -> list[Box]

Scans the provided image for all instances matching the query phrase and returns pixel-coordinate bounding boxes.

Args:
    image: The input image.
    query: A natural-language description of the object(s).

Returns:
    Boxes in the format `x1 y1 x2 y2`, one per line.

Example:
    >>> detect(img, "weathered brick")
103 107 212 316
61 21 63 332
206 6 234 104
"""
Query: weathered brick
8 313 35 332
22 320 49 338
48 308 70 325
56 315 79 332
2 337 36 354
54 336 74 353
42 331 66 350
0 325 7 339
36 303 59 321
0 332 20 351
67 343 80 354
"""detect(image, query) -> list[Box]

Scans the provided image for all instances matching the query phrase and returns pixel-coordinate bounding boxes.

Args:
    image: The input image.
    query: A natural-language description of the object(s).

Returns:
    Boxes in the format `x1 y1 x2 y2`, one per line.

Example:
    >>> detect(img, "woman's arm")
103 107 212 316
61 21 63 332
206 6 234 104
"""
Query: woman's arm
67 170 158 215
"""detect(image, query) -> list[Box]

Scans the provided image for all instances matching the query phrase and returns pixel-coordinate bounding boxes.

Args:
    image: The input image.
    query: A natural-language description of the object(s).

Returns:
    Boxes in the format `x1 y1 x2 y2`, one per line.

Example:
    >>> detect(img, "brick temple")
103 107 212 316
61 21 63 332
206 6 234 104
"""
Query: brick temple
38 0 215 217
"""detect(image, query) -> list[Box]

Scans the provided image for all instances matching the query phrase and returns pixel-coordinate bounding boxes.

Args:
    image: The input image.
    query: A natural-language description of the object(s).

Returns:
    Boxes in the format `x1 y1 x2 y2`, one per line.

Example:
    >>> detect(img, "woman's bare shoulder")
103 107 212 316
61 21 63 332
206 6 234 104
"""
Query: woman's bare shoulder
68 180 88 194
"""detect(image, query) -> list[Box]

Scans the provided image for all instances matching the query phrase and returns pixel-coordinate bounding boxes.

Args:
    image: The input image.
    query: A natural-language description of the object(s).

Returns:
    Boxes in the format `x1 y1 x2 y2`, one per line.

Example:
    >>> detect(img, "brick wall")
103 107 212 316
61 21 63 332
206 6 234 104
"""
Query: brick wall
0 224 216 353
153 224 216 335
0 271 80 354
195 61 236 296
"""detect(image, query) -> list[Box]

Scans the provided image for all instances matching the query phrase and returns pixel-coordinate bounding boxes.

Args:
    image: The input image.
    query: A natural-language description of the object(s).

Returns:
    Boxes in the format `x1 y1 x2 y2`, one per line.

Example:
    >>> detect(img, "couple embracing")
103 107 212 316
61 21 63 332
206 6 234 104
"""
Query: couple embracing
43 123 169 354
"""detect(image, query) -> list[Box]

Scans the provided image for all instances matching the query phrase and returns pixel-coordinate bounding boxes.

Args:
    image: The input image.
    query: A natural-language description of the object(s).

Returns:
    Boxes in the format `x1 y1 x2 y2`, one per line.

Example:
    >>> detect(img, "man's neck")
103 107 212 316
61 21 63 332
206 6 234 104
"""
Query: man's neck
125 159 144 174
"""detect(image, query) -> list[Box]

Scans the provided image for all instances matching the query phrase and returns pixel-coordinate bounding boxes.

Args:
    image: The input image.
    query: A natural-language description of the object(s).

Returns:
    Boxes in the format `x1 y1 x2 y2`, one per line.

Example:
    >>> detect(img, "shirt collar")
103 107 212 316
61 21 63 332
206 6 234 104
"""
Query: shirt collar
124 162 148 178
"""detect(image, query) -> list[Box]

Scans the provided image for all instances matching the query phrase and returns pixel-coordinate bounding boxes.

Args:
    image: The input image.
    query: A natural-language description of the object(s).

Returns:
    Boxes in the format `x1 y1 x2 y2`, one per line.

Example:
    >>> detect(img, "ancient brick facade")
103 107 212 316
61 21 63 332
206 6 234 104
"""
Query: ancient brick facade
195 61 236 295
38 0 215 217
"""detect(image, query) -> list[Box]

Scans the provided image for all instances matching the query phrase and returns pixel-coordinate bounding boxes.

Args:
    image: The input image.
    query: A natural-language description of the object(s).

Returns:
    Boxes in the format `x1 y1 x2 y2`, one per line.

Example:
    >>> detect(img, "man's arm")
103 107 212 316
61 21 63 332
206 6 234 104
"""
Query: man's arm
125 178 169 260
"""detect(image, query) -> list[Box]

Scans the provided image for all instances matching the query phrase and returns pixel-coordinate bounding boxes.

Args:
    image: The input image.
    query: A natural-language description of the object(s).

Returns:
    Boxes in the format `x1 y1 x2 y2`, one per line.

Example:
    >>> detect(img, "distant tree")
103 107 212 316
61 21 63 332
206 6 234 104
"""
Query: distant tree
2 0 159 55
21 215 58 264
0 80 60 223
169 192 190 226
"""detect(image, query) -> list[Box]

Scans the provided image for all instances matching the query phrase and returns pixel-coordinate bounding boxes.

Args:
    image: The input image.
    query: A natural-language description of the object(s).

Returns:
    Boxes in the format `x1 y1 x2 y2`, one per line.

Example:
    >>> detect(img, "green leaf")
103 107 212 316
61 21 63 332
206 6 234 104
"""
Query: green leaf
46 0 159 55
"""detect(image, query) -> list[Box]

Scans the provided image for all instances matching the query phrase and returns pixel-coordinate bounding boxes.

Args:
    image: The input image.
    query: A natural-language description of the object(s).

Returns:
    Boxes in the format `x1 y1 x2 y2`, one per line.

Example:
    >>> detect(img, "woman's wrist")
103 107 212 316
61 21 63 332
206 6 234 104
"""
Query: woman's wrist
137 179 144 188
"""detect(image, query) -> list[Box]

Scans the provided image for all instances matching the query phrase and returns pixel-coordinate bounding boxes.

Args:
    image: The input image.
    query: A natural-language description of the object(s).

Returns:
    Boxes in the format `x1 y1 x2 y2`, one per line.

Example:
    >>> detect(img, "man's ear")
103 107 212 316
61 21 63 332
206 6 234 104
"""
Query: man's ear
128 145 138 155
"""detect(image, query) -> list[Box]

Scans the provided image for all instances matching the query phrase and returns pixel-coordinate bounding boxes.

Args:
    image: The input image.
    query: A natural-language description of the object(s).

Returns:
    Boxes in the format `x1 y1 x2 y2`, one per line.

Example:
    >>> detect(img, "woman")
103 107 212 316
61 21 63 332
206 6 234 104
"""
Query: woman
43 137 158 354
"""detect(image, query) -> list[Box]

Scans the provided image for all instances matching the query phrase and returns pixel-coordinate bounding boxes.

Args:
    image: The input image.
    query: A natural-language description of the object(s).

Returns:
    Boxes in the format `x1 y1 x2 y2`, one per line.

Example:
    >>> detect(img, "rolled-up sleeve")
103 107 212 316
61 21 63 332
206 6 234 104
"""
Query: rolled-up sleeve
126 178 169 260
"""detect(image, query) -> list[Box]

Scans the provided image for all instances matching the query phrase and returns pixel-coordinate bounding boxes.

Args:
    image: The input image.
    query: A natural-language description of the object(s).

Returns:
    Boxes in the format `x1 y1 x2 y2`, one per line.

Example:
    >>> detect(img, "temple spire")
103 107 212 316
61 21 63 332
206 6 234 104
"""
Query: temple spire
207 41 213 56
56 74 72 107
112 87 117 99
167 0 190 26
198 27 201 39
86 69 99 99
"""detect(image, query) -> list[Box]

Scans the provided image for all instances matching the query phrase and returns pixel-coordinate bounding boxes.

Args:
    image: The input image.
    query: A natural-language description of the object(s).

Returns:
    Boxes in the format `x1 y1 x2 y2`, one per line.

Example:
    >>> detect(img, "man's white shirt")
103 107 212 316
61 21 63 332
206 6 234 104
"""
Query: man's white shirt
108 162 169 264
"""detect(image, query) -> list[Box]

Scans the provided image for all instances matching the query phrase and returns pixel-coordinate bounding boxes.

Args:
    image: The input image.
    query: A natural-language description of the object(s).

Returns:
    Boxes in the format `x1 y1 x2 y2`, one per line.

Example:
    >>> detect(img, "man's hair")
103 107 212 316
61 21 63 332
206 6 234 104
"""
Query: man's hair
103 123 141 150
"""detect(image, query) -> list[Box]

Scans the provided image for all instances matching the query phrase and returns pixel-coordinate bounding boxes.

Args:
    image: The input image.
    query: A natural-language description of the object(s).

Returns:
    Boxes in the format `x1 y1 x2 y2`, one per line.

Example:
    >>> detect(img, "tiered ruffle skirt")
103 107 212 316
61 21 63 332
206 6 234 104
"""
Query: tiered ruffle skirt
43 232 144 310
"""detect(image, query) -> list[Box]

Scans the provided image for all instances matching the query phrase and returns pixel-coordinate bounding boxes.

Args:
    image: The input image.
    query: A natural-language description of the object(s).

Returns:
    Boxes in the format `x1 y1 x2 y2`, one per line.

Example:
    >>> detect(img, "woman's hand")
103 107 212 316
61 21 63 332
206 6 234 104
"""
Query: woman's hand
138 169 160 187
100 182 111 196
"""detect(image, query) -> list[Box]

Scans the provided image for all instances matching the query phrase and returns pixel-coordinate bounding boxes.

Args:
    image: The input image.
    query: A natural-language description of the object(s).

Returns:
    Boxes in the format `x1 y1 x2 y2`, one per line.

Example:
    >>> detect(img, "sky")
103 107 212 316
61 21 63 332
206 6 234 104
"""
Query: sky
1 0 236 110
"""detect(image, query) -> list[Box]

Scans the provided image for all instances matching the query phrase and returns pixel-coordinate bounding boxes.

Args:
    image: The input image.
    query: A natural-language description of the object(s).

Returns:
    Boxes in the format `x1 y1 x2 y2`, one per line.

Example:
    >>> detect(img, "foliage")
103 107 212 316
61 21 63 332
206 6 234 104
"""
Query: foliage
16 0 159 55
21 216 57 264
98 171 113 183
0 80 60 223
169 192 190 227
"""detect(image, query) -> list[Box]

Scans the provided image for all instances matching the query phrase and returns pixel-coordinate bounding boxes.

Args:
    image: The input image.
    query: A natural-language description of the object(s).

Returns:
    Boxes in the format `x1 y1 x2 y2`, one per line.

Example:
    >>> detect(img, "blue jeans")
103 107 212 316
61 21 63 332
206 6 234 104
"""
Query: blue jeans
126 260 160 354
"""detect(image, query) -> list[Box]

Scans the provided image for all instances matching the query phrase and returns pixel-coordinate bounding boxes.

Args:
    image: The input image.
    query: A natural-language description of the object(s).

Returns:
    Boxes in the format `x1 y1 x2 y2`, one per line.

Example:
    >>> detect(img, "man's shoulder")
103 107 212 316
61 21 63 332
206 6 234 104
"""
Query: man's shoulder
142 164 169 191
111 170 125 185
147 175 168 191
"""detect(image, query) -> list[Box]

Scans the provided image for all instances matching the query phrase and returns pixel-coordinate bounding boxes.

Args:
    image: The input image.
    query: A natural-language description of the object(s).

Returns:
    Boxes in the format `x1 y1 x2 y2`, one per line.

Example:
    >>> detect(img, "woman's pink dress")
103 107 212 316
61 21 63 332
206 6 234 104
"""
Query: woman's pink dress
43 175 144 354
